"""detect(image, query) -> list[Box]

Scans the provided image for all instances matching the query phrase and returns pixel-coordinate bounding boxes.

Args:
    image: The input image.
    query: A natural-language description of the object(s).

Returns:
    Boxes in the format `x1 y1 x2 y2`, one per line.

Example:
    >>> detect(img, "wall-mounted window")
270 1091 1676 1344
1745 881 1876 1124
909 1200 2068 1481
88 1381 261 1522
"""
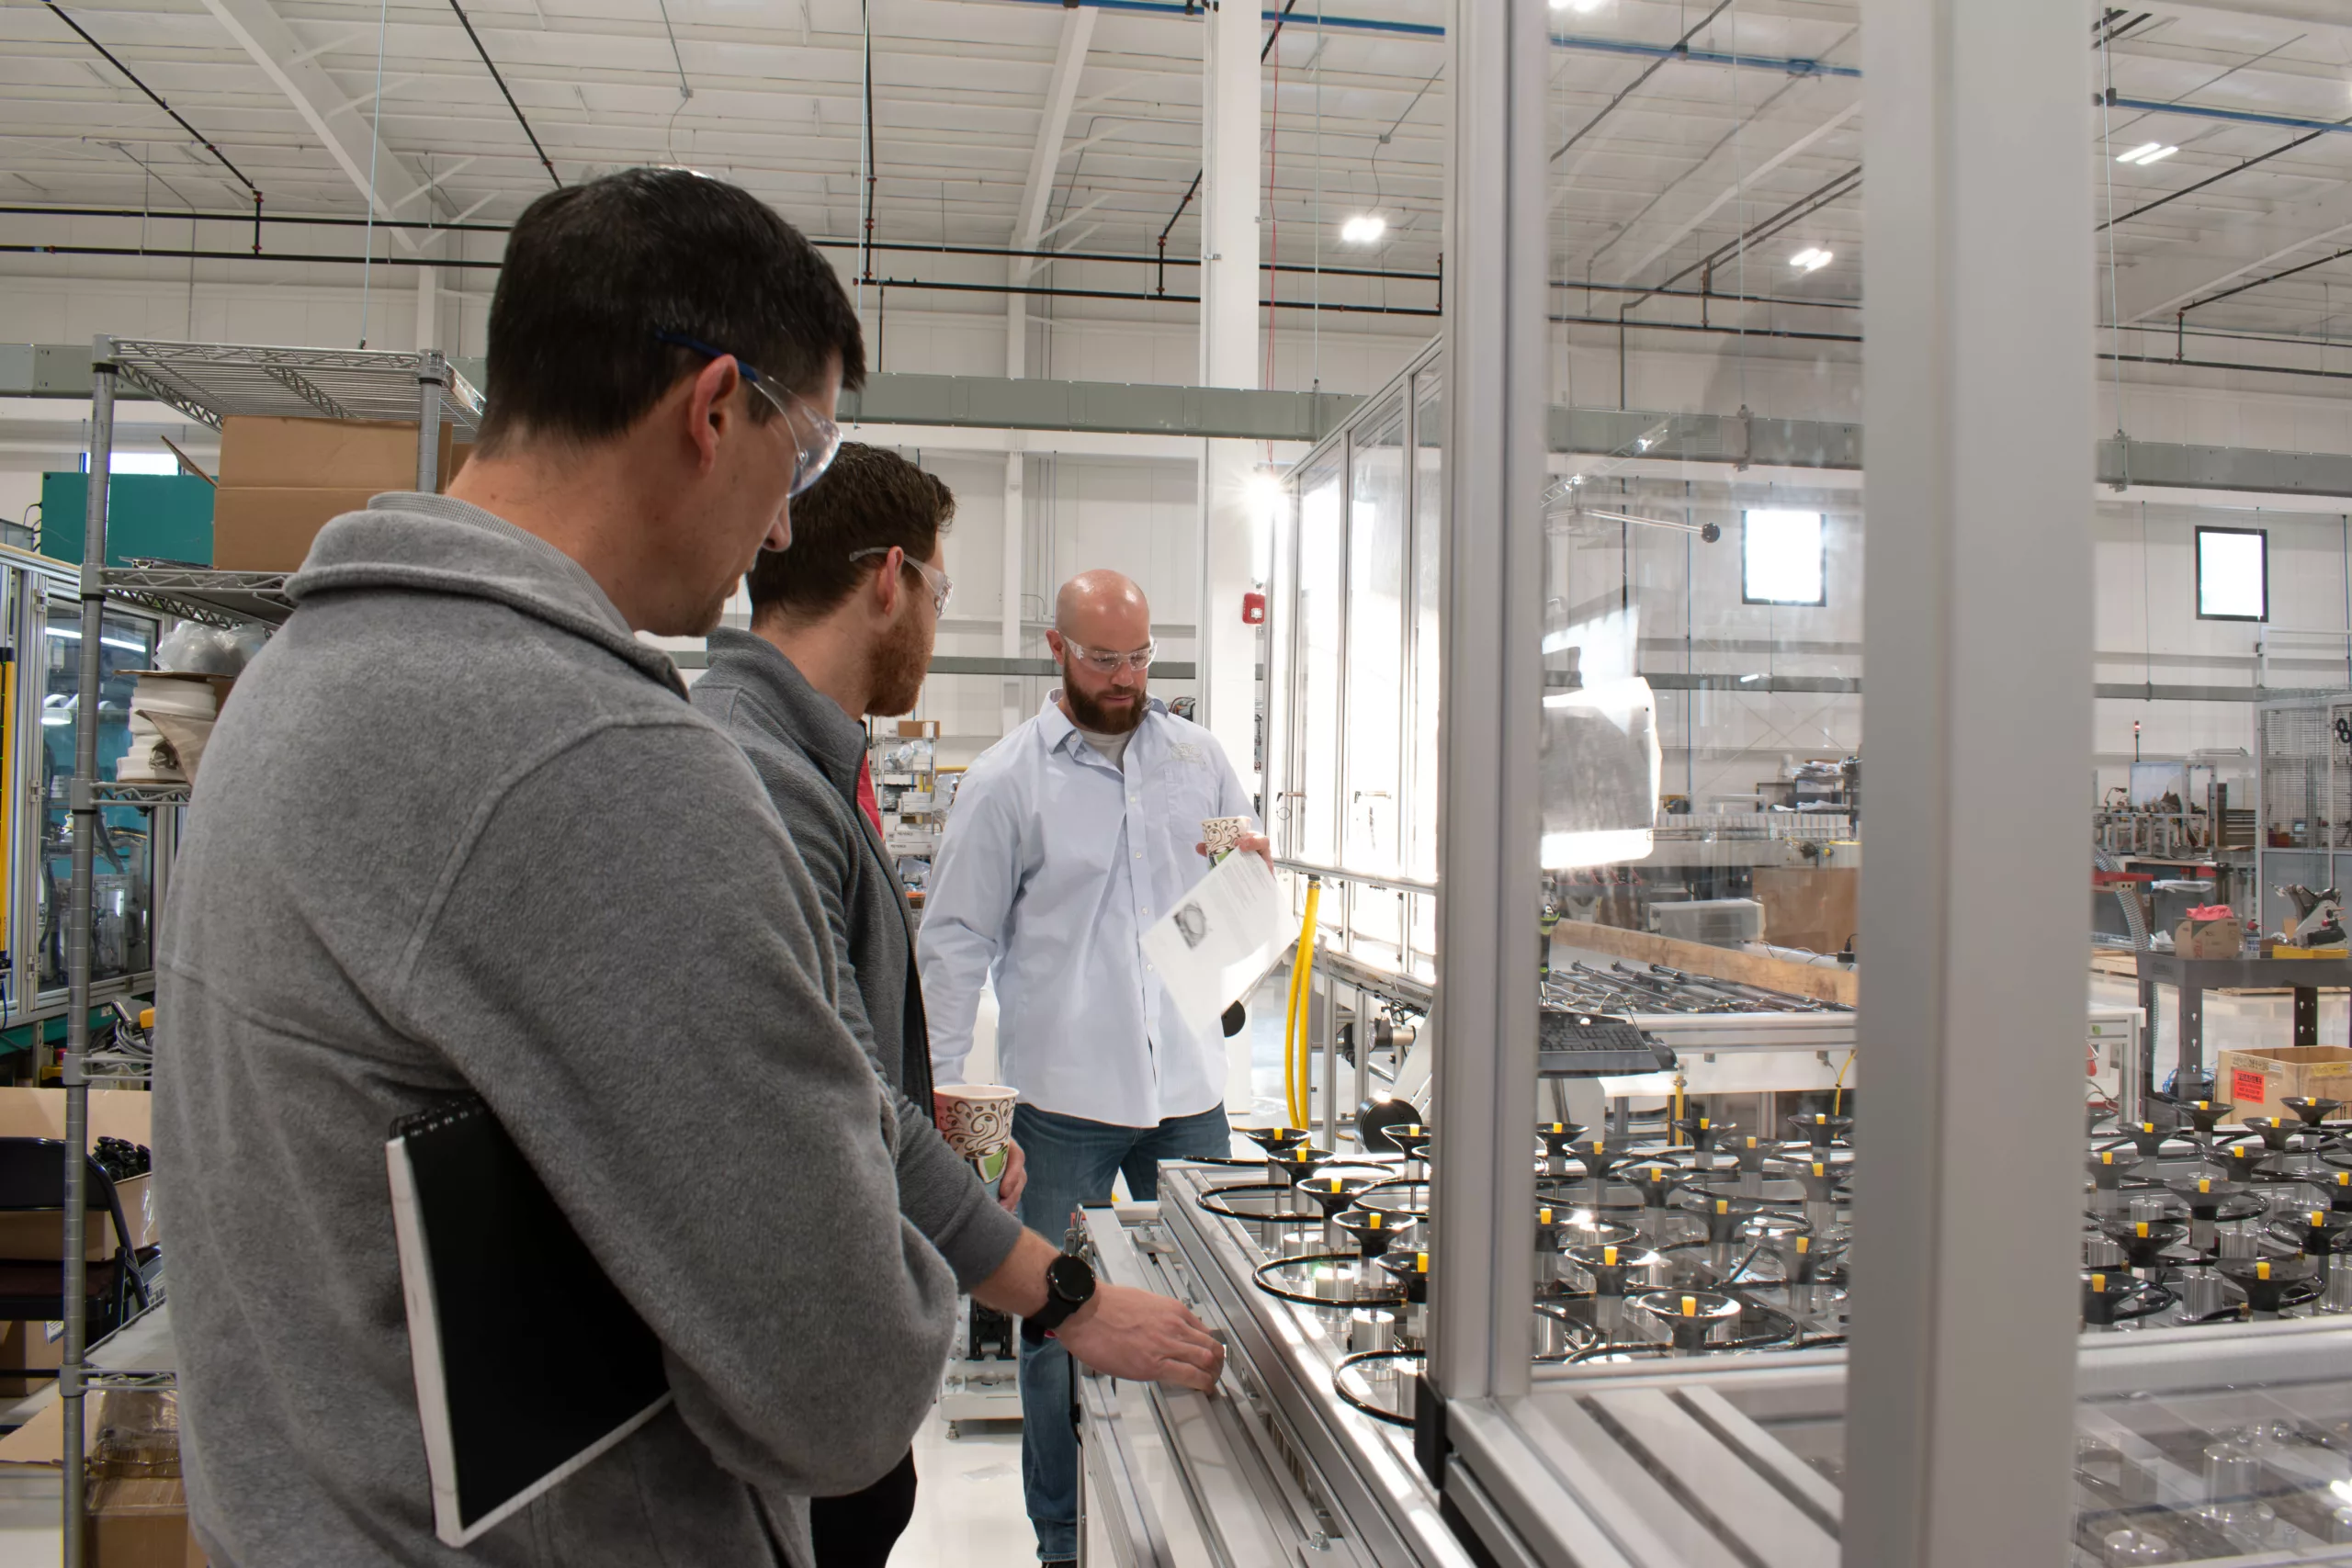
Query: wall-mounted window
1742 509 1826 606
2195 525 2267 622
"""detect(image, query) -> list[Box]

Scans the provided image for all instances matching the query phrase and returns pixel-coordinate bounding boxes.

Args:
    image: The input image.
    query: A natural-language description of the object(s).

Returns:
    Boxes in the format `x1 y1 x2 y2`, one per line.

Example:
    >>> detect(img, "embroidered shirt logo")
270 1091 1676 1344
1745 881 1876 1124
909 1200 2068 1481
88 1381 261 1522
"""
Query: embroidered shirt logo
1168 742 1204 764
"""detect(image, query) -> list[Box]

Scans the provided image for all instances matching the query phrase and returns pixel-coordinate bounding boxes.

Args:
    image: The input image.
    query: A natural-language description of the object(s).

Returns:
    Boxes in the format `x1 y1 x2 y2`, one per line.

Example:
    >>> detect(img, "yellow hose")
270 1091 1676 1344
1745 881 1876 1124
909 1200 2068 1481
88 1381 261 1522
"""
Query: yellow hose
1833 1050 1855 1117
1283 880 1322 1128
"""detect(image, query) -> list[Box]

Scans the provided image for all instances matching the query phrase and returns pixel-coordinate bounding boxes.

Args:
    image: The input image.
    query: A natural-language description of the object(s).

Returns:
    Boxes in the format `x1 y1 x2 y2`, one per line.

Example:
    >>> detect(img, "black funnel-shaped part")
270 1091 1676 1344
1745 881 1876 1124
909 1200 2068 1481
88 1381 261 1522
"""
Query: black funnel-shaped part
2284 1096 2343 1129
1673 1116 1735 1154
1535 1122 1586 1159
1733 1135 1772 1176
2221 1257 2314 1315
2087 1149 2142 1190
1238 1124 1311 1153
1633 1288 1741 1352
1787 1113 1853 1150
2096 1217 2188 1271
1335 1207 1402 1258
1623 1164 1682 1211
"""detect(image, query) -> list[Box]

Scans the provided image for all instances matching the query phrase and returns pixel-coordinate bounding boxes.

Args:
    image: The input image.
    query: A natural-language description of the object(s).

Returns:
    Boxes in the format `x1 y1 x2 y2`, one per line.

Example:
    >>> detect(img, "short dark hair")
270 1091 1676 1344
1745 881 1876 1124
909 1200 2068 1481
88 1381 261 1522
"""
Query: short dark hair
475 168 865 455
747 443 954 622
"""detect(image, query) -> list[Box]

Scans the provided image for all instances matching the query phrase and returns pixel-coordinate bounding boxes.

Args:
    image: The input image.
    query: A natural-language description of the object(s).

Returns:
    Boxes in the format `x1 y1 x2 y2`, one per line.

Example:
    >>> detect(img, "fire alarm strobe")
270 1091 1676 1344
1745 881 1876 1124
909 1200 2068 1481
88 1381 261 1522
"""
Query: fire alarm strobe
1241 590 1267 626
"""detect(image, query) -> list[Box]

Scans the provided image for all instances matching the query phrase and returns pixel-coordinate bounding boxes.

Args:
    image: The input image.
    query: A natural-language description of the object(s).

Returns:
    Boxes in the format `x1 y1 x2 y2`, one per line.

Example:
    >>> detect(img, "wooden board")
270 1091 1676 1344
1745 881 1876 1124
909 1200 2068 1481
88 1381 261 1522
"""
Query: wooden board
1550 919 1858 1008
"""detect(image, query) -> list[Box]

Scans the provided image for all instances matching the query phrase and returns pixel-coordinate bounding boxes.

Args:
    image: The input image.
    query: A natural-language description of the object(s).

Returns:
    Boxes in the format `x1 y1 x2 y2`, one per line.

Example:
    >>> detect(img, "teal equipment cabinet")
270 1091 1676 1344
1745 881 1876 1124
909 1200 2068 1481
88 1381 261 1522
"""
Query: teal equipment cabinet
37 473 214 569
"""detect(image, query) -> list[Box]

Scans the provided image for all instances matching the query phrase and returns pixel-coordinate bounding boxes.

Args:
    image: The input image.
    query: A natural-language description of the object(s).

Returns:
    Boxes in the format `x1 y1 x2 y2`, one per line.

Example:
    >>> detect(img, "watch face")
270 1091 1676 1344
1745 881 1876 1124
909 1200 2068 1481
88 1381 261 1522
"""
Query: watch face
1046 1252 1097 1305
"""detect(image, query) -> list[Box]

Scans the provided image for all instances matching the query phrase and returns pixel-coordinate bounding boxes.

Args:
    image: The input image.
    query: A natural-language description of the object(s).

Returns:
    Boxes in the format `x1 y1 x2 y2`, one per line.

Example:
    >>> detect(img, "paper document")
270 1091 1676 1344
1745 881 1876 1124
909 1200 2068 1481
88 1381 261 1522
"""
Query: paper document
1142 851 1291 1038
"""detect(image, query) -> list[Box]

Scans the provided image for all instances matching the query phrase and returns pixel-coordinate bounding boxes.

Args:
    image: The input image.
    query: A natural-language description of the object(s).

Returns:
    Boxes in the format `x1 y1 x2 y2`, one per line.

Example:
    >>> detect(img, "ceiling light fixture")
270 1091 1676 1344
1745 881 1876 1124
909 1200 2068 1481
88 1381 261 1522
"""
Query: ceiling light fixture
1790 247 1832 272
2117 141 2177 165
1340 214 1387 246
1549 0 1606 11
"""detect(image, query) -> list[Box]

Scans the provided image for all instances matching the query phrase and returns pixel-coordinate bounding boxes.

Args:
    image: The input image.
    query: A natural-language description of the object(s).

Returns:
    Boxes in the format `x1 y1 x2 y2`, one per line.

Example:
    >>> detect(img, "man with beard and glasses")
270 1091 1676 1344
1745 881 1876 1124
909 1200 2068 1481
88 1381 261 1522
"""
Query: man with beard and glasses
918 569 1269 1568
693 454 1225 1568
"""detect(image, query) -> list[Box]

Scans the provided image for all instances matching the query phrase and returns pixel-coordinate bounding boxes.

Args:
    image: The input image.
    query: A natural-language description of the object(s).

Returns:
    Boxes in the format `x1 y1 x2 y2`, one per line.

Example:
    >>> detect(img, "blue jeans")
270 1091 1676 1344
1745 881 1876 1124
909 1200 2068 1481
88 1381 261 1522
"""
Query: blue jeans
1014 1100 1230 1562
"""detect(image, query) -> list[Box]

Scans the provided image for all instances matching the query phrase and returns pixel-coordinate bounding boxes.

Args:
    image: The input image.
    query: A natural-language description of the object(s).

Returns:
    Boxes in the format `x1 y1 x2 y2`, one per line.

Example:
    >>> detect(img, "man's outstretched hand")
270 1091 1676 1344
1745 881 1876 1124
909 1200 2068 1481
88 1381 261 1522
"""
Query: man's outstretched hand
1194 831 1275 873
1057 1281 1225 1393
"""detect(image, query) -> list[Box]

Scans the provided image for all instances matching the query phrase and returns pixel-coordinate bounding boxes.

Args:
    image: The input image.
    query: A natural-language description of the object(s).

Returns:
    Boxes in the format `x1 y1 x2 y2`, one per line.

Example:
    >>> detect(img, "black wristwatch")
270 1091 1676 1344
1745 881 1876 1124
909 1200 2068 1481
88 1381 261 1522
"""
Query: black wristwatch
1021 1252 1098 1343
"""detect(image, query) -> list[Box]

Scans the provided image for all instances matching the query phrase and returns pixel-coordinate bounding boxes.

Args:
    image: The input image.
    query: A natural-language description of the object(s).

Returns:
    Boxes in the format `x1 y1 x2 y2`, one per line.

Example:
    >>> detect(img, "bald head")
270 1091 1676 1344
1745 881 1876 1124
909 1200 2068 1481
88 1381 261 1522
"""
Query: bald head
1054 570 1150 647
1048 569 1154 733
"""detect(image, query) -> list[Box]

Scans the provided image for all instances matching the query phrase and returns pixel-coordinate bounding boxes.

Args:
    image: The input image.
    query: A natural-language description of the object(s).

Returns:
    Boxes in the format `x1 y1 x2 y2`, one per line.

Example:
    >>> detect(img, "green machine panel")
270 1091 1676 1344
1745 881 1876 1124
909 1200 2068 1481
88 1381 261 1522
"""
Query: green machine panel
38 473 214 569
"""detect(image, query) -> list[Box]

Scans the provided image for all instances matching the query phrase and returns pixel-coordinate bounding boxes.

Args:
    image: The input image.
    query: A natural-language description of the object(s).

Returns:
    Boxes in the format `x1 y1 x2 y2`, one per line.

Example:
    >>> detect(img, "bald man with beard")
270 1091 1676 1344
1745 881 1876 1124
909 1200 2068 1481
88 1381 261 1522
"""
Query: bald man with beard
694 464 1224 1568
919 570 1269 1567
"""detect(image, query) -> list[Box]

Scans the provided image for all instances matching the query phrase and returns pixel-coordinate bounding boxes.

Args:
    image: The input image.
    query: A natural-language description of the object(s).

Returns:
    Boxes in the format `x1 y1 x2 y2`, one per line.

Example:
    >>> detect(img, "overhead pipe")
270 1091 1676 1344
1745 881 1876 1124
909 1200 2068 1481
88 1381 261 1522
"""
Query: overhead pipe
34 0 265 250
445 0 561 186
2103 90 2352 139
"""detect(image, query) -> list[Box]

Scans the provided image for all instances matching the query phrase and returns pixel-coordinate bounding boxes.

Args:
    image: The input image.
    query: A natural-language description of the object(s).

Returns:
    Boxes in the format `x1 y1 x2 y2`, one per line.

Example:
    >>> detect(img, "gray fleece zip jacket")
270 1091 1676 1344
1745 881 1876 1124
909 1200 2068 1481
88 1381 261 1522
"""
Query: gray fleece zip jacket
151 493 956 1568
691 629 1021 1289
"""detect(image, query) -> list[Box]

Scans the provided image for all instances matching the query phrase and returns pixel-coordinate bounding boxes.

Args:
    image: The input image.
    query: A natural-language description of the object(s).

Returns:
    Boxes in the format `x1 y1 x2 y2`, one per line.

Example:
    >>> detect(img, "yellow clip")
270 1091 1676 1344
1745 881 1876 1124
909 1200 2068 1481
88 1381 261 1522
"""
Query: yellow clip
1681 1295 1698 1316
1716 1200 1729 1214
1699 1118 1711 1130
2143 1122 2156 1134
1603 1246 1618 1266
2092 1272 2107 1292
1648 1165 1663 1179
1540 1208 1553 1225
138 1008 155 1030
2102 1152 2114 1165
1796 1235 1811 1254
2258 1260 2273 1280
2199 1179 2212 1193
1812 1162 1826 1178
2136 1221 2151 1237
2314 1212 2327 1227
1369 1213 1382 1228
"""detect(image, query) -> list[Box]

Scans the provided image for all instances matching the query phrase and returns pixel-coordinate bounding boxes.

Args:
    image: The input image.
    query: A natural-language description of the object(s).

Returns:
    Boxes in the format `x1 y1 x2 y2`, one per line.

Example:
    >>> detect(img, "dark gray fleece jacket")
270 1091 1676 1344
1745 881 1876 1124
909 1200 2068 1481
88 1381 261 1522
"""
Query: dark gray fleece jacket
152 493 956 1568
691 629 1021 1289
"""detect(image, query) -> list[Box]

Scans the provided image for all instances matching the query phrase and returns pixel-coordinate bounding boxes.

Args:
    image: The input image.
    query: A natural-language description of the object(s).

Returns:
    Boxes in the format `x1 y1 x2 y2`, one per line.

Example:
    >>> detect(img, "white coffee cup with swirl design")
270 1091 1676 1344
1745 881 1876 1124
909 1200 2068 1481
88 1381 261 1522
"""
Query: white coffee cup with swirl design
935 1083 1020 1163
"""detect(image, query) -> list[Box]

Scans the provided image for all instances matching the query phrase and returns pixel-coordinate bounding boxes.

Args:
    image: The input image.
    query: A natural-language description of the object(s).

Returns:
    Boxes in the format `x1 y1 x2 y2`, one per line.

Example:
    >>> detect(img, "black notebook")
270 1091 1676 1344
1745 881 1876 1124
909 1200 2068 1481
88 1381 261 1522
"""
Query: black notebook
386 1095 672 1546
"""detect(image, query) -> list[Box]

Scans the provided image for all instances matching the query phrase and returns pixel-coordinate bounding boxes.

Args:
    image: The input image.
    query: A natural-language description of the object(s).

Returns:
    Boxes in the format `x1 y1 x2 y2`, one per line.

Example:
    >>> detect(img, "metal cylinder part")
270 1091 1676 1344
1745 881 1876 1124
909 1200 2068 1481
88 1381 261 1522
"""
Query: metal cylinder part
2100 1528 2175 1565
2178 1269 2226 1321
1347 1309 1397 1355
2327 1265 2352 1314
2203 1443 2257 1506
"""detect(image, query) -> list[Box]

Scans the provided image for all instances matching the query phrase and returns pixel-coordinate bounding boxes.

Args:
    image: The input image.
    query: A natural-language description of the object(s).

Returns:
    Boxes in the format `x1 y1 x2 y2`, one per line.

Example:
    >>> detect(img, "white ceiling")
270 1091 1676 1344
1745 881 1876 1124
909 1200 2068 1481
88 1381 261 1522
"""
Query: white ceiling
4 0 2352 359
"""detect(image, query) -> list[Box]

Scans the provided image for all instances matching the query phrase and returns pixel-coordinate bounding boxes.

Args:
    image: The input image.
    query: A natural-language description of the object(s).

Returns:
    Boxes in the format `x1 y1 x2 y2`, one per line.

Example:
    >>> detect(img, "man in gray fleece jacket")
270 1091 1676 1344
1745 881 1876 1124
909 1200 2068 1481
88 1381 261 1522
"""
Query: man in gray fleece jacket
152 171 1006 1568
691 444 1224 1566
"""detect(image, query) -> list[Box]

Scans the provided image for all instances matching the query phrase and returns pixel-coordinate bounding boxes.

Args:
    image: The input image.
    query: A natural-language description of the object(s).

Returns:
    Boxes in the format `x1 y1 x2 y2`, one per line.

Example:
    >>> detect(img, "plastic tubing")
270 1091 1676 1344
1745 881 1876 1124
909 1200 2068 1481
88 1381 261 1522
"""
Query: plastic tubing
1284 880 1322 1128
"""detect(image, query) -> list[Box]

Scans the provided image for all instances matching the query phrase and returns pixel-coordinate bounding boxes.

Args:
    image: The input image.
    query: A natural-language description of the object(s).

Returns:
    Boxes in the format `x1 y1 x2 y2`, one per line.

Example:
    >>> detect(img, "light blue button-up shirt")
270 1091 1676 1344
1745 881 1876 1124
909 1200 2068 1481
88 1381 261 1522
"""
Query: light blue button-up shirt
920 693 1258 1128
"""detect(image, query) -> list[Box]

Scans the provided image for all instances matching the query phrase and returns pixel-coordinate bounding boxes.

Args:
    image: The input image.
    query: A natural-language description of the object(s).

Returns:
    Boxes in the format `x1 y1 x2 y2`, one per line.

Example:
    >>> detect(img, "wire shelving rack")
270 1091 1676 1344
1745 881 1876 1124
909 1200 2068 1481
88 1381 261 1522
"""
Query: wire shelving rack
59 335 466 1564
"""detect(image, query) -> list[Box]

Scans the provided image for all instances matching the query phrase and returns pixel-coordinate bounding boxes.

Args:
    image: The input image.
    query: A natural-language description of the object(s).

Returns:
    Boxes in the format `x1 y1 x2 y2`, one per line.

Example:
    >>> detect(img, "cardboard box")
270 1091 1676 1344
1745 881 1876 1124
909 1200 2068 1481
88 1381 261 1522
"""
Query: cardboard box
0 1402 206 1567
209 487 379 572
0 1089 157 1262
1751 867 1860 958
0 1317 65 1398
2215 1045 2352 1122
88 1477 207 1568
2176 917 2245 960
218 416 451 491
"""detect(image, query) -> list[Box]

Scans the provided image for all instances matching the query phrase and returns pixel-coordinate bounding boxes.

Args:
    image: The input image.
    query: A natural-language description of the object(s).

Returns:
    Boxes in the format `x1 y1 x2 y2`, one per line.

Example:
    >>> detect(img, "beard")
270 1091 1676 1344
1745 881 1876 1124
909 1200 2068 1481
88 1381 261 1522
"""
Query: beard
1060 664 1147 734
866 605 933 717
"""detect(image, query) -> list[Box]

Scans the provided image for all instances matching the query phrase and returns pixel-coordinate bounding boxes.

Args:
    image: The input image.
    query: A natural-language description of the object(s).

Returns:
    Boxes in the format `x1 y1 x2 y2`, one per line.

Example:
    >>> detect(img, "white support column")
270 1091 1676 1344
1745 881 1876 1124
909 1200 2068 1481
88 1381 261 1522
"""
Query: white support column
1001 448 1026 736
1844 3 2093 1565
413 265 438 354
1194 0 1261 791
1002 7 1093 739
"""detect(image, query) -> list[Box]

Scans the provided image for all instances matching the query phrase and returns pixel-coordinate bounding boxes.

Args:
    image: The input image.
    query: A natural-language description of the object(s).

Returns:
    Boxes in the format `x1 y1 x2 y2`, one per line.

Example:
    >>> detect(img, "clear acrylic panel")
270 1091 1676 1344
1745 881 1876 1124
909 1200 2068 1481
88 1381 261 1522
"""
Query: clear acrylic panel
37 601 157 998
1518 0 1862 1457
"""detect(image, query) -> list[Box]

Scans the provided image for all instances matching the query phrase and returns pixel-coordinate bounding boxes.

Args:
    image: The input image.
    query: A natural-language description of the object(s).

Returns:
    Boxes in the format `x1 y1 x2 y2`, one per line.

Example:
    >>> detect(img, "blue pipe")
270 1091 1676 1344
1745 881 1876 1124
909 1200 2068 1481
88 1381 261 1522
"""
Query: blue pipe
2106 94 2352 138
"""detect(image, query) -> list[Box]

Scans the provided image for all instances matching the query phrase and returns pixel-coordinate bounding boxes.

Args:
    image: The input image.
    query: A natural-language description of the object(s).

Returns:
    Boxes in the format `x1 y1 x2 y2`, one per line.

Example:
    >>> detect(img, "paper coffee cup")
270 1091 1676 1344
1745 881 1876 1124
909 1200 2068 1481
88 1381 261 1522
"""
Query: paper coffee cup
1202 816 1253 857
935 1083 1019 1162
